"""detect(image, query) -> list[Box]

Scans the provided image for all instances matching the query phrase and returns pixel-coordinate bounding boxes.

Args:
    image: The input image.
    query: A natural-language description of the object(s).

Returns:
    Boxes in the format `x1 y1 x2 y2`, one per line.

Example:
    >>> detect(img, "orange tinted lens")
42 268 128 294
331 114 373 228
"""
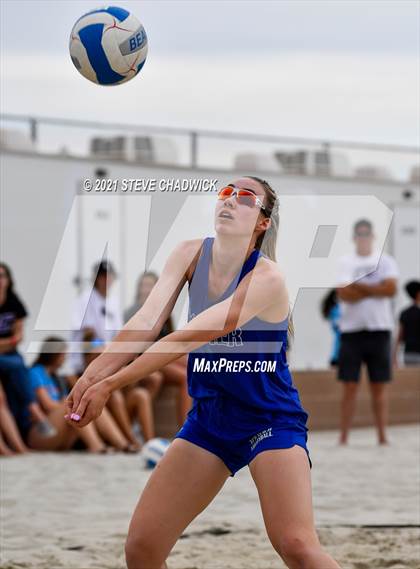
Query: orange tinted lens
237 190 256 207
218 186 234 199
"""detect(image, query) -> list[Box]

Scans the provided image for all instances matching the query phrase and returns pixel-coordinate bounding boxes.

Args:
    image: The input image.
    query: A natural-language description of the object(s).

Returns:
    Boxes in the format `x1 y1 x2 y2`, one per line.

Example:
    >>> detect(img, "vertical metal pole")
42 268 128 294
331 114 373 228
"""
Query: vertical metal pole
119 189 126 320
322 141 331 176
76 179 84 294
191 131 197 169
29 118 37 144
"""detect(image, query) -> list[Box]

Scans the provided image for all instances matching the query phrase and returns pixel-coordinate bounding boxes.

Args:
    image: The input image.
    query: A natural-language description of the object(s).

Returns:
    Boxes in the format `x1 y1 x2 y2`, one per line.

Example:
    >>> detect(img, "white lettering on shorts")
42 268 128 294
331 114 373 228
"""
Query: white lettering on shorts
249 427 273 451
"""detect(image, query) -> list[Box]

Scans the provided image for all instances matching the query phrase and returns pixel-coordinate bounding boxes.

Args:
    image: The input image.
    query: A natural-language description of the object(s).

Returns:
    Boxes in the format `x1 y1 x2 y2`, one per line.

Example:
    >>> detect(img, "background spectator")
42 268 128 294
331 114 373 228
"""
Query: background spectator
79 329 152 449
321 289 341 367
393 280 420 367
69 260 122 376
335 219 399 446
0 262 54 445
0 382 30 455
29 336 135 452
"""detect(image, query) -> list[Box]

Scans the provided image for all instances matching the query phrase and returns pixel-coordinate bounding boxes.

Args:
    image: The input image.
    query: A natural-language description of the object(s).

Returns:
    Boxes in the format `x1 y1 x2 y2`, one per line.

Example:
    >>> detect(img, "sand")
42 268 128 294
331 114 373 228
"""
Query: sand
1 424 419 569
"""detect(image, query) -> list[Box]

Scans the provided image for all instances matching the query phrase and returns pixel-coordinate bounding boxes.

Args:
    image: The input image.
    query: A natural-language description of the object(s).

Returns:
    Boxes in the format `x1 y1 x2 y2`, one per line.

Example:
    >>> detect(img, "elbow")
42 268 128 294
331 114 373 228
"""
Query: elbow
336 288 348 302
381 280 398 297
380 286 397 298
388 286 398 297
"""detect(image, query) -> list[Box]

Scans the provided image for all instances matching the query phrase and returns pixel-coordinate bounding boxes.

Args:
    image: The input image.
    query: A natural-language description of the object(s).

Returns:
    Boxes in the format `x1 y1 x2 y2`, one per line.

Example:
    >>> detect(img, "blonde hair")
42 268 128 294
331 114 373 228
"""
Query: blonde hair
245 176 294 344
249 177 279 262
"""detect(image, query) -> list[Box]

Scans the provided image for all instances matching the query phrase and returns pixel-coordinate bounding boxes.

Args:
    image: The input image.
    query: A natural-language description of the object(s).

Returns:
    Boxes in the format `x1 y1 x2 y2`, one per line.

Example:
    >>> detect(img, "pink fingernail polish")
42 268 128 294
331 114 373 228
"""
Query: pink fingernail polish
73 414 81 421
70 413 75 419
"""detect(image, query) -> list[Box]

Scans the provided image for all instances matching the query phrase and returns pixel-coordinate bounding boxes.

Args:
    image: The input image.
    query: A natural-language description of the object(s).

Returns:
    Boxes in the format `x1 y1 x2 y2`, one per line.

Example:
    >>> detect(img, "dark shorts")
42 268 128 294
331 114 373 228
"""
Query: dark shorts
174 411 312 477
338 330 392 383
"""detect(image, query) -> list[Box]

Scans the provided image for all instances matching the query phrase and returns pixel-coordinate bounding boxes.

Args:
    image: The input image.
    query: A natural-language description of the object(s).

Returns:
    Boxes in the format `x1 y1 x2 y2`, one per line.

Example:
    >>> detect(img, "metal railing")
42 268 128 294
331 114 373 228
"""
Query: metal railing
1 113 419 182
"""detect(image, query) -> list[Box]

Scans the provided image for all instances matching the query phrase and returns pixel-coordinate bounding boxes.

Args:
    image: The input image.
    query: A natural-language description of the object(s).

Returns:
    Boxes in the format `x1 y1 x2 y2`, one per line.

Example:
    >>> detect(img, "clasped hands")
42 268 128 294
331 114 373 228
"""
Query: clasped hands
64 374 111 428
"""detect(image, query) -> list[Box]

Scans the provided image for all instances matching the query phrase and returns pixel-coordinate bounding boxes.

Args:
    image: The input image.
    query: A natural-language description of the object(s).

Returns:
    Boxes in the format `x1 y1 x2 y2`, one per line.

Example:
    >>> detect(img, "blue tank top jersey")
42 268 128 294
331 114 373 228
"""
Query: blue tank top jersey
186 236 309 434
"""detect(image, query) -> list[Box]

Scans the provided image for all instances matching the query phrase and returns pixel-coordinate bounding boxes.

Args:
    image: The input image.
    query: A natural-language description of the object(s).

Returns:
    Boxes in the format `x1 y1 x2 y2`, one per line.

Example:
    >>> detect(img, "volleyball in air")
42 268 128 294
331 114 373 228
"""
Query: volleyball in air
69 6 148 85
141 438 171 469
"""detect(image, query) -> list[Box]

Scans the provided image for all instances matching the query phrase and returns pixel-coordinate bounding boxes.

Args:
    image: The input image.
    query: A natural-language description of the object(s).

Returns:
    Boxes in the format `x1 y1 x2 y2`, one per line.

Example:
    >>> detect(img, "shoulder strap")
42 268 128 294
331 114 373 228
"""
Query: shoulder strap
237 248 262 284
186 237 209 286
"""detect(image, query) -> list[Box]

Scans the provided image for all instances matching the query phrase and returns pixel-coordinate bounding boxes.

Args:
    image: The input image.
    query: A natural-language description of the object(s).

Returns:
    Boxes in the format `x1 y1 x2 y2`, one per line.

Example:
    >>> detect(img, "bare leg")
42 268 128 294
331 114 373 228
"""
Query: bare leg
249 446 342 568
94 406 129 450
140 371 164 401
338 381 359 445
27 403 105 453
76 421 110 453
369 382 390 444
0 386 29 453
125 387 155 441
160 358 192 427
107 389 138 446
27 404 78 451
0 431 14 456
125 438 231 569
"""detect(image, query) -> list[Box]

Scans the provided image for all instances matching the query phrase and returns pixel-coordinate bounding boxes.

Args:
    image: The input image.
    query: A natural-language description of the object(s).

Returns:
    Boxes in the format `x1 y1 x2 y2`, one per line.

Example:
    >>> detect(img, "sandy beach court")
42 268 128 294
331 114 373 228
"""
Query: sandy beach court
1 424 419 569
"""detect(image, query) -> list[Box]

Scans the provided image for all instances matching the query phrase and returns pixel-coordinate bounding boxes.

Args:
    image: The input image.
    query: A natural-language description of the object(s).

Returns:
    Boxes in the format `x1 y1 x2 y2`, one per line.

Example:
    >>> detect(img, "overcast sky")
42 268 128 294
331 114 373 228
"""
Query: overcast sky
1 0 419 145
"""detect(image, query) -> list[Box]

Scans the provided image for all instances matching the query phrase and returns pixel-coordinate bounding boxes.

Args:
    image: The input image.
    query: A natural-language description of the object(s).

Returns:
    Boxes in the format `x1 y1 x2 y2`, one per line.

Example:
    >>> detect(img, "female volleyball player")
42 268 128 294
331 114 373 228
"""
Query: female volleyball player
65 177 341 569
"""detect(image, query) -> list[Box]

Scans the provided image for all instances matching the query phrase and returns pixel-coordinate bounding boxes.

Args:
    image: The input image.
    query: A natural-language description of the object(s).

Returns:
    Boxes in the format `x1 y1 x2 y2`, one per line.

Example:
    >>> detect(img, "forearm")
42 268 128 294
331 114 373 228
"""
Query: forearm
102 284 280 394
28 402 47 422
104 352 173 393
336 285 369 302
81 319 160 384
352 282 395 298
43 398 60 413
102 324 214 393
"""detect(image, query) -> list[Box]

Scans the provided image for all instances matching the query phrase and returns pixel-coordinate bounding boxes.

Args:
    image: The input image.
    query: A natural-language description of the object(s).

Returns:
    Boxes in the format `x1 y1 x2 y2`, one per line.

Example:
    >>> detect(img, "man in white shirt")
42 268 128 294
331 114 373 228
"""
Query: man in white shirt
336 219 399 446
69 261 123 376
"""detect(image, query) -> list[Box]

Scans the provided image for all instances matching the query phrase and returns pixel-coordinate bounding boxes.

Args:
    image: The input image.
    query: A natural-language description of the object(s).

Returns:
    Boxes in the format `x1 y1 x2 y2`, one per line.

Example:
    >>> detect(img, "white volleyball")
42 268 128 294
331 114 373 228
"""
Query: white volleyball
141 438 171 469
69 6 148 86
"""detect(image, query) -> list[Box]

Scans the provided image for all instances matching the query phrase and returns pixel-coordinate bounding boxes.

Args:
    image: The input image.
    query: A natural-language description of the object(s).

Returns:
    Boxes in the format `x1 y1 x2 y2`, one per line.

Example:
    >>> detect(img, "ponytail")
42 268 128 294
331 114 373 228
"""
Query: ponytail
246 176 294 345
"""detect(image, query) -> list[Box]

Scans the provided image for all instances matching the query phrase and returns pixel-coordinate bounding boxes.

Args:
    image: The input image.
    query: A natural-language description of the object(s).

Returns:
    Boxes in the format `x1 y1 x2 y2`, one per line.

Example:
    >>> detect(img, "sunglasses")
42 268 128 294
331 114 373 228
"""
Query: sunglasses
217 186 266 211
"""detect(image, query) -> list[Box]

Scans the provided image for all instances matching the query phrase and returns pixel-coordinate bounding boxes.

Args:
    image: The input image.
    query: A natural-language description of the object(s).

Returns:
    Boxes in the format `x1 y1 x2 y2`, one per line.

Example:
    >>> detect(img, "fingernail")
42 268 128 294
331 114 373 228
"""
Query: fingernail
73 414 81 421
70 413 75 420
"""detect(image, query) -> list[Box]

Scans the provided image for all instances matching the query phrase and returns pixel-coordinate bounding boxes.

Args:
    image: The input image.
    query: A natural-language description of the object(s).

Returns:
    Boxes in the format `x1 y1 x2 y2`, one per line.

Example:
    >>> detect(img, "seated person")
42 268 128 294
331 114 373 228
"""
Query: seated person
0 262 54 447
79 329 151 449
28 336 134 453
0 382 30 456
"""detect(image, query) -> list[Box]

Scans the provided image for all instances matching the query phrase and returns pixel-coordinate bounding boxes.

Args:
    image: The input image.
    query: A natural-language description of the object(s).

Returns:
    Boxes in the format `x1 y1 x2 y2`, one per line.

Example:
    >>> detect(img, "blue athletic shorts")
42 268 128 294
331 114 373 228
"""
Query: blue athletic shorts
174 397 313 477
